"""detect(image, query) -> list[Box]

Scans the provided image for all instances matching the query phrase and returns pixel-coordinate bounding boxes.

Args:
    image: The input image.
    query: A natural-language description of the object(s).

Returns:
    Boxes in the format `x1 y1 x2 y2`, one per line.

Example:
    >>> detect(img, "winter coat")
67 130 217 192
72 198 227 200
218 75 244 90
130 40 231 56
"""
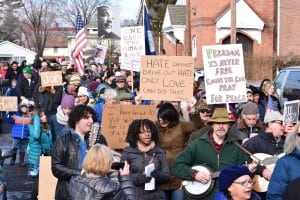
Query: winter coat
93 99 105 124
121 146 170 200
69 174 136 200
7 111 32 139
215 191 261 200
34 86 63 119
17 74 38 100
266 149 300 200
283 177 300 200
243 131 284 155
172 131 251 200
40 128 52 154
27 114 42 166
156 120 203 190
229 118 264 143
51 131 90 200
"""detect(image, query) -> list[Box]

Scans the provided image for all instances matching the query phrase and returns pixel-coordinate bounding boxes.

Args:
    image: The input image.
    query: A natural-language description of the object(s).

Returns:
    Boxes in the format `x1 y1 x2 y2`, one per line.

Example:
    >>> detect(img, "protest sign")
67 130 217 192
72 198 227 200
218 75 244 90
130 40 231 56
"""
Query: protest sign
120 26 145 72
38 156 57 200
283 100 300 124
140 55 194 101
0 96 17 111
202 44 247 104
101 104 156 149
94 45 107 64
40 71 63 87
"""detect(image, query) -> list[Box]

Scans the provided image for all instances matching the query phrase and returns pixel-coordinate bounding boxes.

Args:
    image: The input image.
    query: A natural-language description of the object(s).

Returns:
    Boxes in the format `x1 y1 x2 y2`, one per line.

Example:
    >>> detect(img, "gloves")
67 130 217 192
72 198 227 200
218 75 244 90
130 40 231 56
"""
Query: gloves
135 173 152 185
150 169 160 179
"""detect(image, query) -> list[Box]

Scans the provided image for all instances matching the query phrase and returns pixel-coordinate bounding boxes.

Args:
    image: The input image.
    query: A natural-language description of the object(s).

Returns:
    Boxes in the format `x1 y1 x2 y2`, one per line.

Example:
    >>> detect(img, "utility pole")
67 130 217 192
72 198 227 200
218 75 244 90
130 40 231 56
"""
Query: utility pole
185 0 192 55
230 0 236 44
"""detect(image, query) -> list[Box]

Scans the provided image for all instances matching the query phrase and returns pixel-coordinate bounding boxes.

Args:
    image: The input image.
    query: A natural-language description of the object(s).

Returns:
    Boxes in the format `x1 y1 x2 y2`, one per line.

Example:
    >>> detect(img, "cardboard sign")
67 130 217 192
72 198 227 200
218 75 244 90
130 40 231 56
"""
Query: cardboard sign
120 26 145 72
202 44 247 104
38 156 57 200
0 96 17 111
140 56 194 101
283 100 300 124
101 104 156 149
40 71 63 87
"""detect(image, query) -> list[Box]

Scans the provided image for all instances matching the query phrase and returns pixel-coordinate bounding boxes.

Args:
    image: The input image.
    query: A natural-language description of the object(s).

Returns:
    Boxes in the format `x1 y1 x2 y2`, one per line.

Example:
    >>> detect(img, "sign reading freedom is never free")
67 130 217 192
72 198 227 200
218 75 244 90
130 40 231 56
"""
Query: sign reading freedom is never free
101 104 156 149
140 56 194 101
202 44 247 104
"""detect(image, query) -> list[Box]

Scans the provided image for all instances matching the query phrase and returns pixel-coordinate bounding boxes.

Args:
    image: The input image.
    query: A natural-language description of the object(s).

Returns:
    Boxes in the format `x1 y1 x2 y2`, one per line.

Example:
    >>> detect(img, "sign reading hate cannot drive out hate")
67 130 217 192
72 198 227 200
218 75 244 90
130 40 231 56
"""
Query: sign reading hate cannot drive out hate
202 44 247 104
140 55 194 101
0 97 18 111
40 71 63 87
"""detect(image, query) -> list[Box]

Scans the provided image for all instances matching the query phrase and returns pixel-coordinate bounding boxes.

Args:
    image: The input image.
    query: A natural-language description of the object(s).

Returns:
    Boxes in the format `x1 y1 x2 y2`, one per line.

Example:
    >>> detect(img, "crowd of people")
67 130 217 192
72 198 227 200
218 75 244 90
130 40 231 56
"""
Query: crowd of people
0 59 299 200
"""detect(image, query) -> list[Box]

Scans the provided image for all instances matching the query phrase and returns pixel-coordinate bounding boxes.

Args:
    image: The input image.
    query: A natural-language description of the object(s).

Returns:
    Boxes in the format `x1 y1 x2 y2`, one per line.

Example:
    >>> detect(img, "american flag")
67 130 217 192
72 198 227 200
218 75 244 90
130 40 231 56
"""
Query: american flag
73 10 87 76
265 95 279 114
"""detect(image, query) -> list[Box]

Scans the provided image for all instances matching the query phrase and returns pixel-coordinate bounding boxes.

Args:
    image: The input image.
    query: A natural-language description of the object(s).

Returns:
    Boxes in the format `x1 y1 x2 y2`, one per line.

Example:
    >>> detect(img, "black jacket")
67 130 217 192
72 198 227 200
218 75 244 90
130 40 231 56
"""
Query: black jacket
51 132 89 200
69 174 136 200
121 146 170 200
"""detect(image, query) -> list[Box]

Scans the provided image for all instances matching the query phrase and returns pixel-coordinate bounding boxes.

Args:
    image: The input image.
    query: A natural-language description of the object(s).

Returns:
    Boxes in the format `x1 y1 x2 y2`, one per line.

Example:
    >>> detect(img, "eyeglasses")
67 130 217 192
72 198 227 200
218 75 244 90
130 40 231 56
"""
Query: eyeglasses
233 179 255 187
272 121 283 126
140 129 152 134
200 109 210 114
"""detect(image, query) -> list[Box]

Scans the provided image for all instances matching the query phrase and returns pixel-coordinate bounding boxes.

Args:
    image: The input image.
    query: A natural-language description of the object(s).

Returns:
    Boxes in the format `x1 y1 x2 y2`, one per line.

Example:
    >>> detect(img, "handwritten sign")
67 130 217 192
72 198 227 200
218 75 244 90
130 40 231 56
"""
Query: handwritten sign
0 96 17 111
101 104 156 149
140 56 194 101
283 100 300 124
202 44 247 104
40 71 63 87
120 26 145 72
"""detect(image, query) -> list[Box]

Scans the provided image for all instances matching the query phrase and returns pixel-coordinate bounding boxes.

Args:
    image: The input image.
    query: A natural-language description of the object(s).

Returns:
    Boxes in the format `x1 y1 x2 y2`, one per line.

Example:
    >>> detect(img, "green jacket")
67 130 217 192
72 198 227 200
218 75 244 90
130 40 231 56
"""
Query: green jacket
172 131 251 200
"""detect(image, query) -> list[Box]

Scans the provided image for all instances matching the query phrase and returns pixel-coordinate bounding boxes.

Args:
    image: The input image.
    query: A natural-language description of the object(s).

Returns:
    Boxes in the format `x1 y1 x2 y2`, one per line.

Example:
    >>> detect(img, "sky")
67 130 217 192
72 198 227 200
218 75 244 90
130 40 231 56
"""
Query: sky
110 0 141 20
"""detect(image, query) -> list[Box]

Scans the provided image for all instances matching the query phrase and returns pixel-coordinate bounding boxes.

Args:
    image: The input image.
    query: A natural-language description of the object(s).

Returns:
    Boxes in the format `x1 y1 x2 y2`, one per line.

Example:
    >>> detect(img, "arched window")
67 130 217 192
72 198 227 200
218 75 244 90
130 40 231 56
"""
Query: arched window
192 36 197 58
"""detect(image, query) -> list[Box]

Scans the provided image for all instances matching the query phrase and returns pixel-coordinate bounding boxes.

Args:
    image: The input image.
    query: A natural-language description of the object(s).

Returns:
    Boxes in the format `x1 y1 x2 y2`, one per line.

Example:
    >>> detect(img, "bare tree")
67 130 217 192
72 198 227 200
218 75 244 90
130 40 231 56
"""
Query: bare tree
21 0 59 57
57 0 110 27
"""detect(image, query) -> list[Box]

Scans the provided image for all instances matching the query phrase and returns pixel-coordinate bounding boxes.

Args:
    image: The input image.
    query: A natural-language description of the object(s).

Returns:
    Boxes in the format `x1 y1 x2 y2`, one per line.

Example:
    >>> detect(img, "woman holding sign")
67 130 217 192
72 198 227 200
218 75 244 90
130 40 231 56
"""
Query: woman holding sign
121 119 170 199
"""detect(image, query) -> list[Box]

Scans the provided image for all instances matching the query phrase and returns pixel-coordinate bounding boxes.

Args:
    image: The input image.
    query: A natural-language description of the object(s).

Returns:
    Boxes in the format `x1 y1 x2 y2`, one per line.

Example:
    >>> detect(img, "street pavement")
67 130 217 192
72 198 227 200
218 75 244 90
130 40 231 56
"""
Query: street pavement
0 117 38 200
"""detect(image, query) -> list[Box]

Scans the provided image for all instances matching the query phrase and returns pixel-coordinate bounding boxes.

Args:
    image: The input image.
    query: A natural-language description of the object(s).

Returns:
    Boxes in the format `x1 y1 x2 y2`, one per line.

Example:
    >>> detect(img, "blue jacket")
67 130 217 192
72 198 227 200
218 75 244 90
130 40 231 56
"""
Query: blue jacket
267 149 300 200
7 111 32 139
27 114 42 166
215 191 261 200
40 128 52 154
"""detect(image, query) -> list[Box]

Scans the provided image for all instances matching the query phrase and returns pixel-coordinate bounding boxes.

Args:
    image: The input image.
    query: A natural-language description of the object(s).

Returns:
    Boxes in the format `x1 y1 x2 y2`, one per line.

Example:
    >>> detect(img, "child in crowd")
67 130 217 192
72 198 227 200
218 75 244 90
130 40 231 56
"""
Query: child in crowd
27 109 52 178
6 99 33 167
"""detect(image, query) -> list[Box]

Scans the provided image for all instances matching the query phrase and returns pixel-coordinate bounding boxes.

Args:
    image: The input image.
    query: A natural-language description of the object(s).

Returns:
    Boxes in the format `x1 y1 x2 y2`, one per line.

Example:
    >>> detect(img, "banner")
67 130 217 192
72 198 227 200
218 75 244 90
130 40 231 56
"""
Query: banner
202 44 247 104
120 26 145 71
101 104 156 149
139 55 194 101
94 45 107 64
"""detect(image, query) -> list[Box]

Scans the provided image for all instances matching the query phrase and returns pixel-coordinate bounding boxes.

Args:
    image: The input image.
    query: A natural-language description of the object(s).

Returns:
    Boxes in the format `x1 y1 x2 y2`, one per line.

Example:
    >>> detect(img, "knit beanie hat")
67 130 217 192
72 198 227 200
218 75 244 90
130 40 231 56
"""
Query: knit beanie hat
218 165 251 193
88 81 100 91
61 94 75 109
23 66 32 74
77 86 89 96
241 102 259 115
69 74 81 85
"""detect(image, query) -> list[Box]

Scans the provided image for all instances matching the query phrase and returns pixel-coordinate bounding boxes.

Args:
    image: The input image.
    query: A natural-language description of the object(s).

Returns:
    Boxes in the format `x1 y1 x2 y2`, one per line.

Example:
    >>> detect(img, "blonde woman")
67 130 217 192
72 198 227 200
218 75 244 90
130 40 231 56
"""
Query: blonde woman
69 144 136 199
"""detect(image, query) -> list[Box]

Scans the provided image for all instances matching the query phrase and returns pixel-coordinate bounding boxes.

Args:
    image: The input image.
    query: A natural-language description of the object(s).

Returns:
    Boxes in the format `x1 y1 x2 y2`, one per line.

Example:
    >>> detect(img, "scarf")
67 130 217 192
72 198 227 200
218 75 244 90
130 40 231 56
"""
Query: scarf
137 141 155 153
56 105 68 125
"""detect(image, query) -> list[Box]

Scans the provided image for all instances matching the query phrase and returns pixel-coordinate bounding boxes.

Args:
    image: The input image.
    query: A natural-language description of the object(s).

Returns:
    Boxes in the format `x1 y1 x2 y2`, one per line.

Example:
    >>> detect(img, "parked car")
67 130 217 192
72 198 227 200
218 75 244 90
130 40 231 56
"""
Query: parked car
274 66 300 107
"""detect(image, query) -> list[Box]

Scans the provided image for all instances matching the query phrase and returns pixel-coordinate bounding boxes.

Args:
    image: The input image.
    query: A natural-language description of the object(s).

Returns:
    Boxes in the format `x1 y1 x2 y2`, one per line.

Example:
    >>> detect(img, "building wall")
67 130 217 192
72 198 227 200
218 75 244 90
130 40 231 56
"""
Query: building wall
280 0 300 56
190 0 275 68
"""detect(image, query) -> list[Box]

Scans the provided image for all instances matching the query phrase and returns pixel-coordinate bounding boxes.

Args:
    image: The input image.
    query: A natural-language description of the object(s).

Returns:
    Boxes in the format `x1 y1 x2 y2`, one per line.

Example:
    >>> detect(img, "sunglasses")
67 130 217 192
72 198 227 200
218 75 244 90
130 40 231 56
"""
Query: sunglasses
200 109 210 114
